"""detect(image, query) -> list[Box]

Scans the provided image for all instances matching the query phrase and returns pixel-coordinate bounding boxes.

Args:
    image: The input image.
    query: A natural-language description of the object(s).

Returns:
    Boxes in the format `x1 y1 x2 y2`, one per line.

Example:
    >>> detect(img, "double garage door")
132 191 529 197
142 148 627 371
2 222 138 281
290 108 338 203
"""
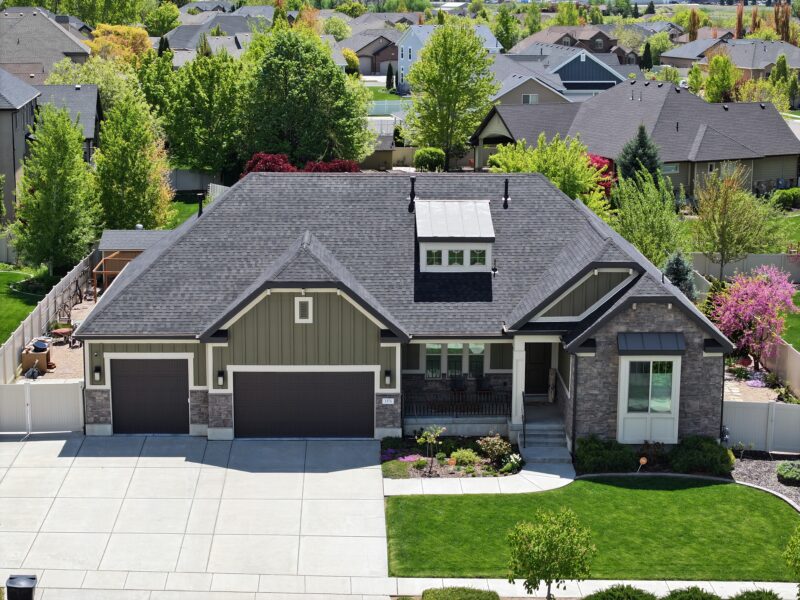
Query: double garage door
109 360 374 437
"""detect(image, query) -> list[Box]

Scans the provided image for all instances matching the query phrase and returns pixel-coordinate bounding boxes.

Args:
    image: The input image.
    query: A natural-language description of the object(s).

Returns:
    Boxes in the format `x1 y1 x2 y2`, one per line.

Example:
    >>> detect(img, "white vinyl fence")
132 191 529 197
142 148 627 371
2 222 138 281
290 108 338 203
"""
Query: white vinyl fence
0 254 93 384
691 253 800 282
0 232 16 264
723 400 800 453
0 380 83 433
368 100 411 116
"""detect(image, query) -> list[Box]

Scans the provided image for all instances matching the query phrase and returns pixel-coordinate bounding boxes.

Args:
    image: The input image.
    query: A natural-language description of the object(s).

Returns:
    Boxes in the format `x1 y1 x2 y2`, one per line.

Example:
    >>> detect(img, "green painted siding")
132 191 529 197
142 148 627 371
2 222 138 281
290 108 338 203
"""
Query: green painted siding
380 346 397 388
87 342 205 387
541 271 629 318
558 343 571 391
212 292 381 389
489 343 512 370
753 156 798 186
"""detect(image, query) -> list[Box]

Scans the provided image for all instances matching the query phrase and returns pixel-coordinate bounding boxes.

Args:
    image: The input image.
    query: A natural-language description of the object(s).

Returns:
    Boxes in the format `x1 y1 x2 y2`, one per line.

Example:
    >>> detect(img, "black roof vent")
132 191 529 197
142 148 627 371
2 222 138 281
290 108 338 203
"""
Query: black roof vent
760 103 766 109
407 176 416 213
723 104 729 110
657 82 663 87
644 80 650 86
629 79 636 85
503 178 509 209
674 86 680 93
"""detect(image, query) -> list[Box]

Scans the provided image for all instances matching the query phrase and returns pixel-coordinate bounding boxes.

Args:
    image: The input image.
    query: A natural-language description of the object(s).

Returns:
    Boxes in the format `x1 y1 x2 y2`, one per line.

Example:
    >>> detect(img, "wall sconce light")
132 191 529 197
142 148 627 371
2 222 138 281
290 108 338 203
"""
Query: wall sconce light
93 366 101 382
217 370 225 387
384 369 392 386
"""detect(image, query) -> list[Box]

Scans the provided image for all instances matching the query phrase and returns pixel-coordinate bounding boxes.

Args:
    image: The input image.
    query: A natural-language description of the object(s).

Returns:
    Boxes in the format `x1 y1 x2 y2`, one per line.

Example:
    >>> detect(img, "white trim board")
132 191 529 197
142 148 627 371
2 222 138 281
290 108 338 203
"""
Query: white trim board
86 352 201 391
532 268 635 323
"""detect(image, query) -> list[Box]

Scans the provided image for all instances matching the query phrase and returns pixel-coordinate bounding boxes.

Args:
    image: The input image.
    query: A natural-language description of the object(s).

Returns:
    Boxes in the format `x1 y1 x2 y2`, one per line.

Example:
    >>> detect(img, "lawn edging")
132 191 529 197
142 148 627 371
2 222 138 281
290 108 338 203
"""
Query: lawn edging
577 471 800 513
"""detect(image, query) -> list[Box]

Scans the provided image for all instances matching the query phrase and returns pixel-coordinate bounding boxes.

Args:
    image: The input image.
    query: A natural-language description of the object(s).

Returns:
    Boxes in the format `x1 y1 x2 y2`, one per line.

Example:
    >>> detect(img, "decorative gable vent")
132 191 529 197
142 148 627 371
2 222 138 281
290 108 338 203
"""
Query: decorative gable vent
294 296 313 324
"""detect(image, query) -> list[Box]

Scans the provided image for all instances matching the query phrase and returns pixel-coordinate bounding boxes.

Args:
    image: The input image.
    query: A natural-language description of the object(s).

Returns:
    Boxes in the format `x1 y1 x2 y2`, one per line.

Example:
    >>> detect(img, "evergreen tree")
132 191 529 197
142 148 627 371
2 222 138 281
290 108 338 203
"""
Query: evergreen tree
633 2 640 17
641 42 652 70
157 36 170 56
386 63 394 90
196 33 212 57
688 63 704 93
588 6 603 24
616 124 662 180
94 91 173 229
437 9 445 24
663 251 697 302
645 0 655 14
770 53 790 84
10 106 96 274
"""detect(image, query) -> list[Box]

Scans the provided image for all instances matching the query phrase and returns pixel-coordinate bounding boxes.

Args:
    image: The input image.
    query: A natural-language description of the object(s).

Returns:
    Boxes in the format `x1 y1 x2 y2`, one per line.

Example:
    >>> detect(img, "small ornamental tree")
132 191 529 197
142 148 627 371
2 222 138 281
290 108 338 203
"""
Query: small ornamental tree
645 0 656 14
616 124 662 180
663 251 697 302
588 154 614 197
712 265 797 370
417 425 445 474
508 508 596 600
784 524 800 600
688 63 704 94
303 159 360 172
242 153 298 176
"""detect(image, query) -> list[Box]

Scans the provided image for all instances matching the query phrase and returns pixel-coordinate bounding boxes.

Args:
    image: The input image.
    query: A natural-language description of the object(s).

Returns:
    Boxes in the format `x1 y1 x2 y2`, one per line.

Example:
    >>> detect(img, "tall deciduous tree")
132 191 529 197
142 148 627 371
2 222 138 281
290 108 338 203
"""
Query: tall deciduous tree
93 91 174 230
612 168 682 268
494 3 521 51
508 509 595 600
166 50 244 173
85 24 152 66
323 15 351 40
770 53 790 85
663 251 697 302
525 2 542 35
136 48 176 118
694 163 785 279
705 54 740 102
735 0 744 38
144 1 180 36
688 7 700 41
616 124 662 181
645 32 673 64
406 19 498 169
688 63 704 93
554 2 580 25
10 106 96 274
47 56 142 110
244 28 373 165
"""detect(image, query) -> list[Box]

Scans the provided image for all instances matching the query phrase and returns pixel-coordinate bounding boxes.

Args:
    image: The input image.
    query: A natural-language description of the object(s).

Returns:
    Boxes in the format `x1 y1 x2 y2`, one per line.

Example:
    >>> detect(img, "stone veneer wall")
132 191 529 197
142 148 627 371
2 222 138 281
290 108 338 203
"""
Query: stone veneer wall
85 389 111 425
375 393 401 430
574 302 723 442
208 393 233 429
190 390 209 426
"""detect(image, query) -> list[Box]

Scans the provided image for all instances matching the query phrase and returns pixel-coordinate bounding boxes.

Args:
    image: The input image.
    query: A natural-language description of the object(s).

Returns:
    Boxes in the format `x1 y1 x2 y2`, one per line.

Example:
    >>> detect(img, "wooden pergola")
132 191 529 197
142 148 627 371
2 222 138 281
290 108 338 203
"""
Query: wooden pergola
91 251 141 301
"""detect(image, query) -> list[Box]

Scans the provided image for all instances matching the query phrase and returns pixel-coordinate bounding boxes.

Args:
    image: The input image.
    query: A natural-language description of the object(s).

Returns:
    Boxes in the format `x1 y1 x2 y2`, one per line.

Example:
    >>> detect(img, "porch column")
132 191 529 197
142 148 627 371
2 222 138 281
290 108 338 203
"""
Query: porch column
511 336 527 427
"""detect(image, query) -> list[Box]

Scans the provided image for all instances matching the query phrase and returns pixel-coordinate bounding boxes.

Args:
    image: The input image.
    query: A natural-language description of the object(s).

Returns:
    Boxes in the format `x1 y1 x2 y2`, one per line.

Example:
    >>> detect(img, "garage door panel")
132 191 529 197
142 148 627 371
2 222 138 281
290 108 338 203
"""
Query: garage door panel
111 359 189 434
234 372 374 438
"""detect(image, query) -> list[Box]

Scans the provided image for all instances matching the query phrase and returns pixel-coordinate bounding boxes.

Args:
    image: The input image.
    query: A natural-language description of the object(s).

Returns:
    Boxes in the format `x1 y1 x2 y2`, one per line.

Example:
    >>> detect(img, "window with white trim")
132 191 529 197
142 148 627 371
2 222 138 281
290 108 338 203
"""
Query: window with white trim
424 343 486 379
419 242 492 272
400 47 404 59
707 162 716 173
409 46 413 60
521 93 539 105
294 297 313 324
594 38 603 49
662 163 679 174
561 36 572 45
426 249 442 266
618 356 681 444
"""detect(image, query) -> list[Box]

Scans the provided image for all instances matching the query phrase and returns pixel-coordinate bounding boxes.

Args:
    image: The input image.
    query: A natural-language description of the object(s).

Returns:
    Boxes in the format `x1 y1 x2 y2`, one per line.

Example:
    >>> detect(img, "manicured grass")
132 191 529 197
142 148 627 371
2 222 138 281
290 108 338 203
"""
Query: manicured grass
386 476 800 580
165 198 204 229
382 459 410 479
782 293 800 351
0 271 43 343
369 86 398 101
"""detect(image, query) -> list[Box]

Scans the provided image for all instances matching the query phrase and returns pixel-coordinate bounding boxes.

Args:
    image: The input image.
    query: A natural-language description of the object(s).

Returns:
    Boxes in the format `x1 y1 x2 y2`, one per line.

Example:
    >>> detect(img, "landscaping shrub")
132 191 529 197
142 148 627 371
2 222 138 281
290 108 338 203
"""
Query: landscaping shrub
662 587 721 600
729 591 782 600
771 187 800 211
414 147 446 172
669 436 735 476
777 461 800 485
583 584 657 600
451 448 479 466
412 458 428 470
477 434 512 465
421 587 499 600
303 159 360 172
574 436 637 474
241 153 297 176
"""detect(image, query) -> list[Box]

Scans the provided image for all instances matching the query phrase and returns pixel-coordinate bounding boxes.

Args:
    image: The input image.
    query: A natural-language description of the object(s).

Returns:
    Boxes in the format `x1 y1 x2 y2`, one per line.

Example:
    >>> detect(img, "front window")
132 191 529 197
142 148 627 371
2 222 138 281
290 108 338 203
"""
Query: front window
426 249 442 266
708 162 716 173
448 250 464 266
470 249 486 266
662 163 679 174
468 344 485 378
521 94 539 105
400 47 404 59
425 344 442 378
447 343 463 377
626 360 673 414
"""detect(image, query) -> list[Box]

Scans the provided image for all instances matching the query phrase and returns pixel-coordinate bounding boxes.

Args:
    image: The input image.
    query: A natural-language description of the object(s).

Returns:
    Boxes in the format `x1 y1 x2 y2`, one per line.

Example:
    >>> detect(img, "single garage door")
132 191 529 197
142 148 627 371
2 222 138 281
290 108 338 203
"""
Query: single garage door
110 359 189 434
233 371 374 438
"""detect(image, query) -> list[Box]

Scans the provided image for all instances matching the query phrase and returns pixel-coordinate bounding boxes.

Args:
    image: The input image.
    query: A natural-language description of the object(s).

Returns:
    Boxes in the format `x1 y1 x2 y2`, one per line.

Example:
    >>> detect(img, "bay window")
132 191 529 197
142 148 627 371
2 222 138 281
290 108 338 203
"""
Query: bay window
618 356 681 444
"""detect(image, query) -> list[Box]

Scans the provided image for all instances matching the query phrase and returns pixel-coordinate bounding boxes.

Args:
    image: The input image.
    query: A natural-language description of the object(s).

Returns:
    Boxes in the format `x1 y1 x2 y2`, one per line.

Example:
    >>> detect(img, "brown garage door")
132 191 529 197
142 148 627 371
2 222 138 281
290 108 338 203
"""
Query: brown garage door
110 359 189 434
233 372 374 437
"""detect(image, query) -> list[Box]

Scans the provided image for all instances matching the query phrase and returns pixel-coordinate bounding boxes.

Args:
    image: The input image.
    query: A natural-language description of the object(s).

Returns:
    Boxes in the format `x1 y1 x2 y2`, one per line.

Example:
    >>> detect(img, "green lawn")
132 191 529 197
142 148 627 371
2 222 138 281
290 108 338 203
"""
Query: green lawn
0 272 43 343
369 86 398 101
386 477 800 580
782 293 800 351
165 198 204 229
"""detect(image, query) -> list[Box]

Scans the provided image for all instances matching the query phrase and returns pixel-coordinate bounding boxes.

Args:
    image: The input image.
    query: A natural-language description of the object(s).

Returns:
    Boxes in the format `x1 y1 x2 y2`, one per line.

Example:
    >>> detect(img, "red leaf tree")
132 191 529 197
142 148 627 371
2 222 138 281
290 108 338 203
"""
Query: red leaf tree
588 154 615 197
241 153 297 177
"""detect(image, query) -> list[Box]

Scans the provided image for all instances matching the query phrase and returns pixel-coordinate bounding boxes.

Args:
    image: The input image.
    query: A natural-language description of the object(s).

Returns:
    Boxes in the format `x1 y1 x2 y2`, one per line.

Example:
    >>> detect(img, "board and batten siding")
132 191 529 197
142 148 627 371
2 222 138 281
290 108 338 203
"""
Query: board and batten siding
87 342 205 387
541 271 629 318
752 155 798 185
212 291 381 390
379 345 397 389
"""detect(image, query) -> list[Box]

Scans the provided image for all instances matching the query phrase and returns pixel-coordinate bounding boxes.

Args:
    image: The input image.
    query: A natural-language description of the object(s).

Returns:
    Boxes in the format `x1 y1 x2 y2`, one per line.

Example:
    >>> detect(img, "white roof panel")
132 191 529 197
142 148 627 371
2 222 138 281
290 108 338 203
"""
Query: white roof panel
415 199 495 241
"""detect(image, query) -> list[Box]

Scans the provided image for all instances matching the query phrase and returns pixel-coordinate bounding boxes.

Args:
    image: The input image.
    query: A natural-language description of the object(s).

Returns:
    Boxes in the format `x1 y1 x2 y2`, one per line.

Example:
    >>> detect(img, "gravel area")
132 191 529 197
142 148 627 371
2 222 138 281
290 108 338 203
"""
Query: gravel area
733 453 800 506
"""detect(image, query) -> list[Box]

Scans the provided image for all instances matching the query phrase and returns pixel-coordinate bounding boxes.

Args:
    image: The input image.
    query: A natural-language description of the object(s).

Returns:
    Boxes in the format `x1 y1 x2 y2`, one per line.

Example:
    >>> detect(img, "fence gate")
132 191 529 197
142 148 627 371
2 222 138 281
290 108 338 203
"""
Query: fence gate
0 381 84 434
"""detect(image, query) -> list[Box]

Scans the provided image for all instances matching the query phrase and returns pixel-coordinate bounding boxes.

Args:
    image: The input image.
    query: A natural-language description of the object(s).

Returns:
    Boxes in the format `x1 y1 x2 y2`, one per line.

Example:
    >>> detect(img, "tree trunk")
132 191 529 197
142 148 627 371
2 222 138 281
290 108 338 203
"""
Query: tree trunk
719 260 725 281
547 582 553 600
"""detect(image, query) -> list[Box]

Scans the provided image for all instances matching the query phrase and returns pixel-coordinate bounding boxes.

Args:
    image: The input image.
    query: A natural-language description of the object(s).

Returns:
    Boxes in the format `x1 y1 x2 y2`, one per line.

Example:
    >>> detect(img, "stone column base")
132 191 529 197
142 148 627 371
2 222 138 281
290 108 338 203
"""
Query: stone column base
375 393 401 439
86 423 112 436
84 388 112 435
189 390 209 437
208 427 234 441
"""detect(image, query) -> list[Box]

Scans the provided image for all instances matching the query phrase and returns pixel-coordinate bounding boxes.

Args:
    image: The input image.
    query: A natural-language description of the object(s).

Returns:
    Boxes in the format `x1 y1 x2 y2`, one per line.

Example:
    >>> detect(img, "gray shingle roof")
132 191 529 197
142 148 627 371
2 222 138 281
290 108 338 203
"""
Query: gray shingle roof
490 54 565 94
338 28 400 52
0 10 89 75
661 38 721 60
232 5 274 19
478 80 800 163
97 230 171 252
165 15 260 50
0 65 40 109
75 173 727 345
179 1 233 15
700 39 800 70
33 83 98 139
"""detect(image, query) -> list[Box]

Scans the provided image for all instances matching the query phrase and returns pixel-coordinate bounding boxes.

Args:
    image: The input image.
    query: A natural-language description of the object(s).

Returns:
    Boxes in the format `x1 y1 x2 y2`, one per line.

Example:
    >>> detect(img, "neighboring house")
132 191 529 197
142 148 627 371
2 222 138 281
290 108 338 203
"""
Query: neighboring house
322 35 348 71
337 28 400 75
34 83 101 161
660 38 725 69
513 25 619 54
179 1 233 20
0 67 39 221
396 24 501 92
490 54 570 105
698 39 800 81
6 7 93 39
674 27 734 44
232 5 275 21
348 12 420 34
74 172 731 452
506 43 631 101
439 1 469 15
471 80 800 195
164 15 263 50
167 33 250 68
0 9 90 84
637 20 684 41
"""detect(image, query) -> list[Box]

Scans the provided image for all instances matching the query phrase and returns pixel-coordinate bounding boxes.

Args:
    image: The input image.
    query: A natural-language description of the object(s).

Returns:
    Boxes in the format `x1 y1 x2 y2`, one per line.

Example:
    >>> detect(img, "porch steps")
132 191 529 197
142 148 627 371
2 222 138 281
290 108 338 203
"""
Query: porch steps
518 422 572 464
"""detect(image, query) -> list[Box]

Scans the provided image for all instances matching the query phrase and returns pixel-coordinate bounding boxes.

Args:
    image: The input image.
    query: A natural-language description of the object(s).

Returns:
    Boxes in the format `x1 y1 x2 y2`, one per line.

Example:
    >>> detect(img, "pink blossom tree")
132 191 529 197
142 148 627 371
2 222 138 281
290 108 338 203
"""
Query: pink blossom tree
712 265 797 370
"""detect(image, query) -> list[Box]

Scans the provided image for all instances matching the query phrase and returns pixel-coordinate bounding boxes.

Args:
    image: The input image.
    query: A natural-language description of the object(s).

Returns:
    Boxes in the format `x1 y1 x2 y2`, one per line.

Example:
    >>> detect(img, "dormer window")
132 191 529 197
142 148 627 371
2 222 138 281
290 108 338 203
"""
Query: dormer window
415 199 495 273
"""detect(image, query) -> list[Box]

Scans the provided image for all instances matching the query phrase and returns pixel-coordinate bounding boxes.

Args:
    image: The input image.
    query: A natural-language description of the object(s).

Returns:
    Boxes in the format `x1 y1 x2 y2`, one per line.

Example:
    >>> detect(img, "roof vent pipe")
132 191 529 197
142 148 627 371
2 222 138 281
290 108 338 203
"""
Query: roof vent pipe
134 223 143 230
407 176 416 213
197 192 204 217
503 178 509 209
75 84 81 90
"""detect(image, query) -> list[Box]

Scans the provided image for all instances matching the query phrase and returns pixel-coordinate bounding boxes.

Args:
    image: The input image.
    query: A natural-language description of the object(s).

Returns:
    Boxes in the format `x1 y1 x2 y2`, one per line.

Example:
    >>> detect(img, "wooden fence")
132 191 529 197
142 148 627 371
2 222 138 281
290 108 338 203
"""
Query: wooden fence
0 254 93 384
723 400 800 453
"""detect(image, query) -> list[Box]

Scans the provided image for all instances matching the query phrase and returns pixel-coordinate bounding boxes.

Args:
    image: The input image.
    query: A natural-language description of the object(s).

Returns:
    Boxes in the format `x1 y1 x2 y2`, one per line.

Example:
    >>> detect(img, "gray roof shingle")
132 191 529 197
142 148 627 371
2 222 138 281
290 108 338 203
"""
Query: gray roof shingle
33 83 98 139
165 15 261 50
97 230 171 252
0 65 40 109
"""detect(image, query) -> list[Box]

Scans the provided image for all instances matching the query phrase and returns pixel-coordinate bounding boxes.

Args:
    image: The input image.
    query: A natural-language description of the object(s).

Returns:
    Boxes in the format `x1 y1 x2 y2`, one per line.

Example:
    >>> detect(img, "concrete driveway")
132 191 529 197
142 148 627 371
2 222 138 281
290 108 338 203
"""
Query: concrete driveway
0 434 387 595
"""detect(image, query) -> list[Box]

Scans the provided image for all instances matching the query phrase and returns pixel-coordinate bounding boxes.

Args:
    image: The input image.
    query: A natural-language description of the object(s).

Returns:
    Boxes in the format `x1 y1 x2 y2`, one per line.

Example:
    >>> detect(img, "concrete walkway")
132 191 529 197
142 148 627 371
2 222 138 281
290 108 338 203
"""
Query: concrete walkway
383 462 575 495
22 575 799 599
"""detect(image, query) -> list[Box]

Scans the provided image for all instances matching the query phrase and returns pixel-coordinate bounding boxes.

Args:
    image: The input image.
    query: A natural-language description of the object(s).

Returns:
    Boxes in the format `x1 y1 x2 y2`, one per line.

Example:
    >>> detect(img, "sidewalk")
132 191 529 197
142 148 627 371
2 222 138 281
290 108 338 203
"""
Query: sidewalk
28 574 799 599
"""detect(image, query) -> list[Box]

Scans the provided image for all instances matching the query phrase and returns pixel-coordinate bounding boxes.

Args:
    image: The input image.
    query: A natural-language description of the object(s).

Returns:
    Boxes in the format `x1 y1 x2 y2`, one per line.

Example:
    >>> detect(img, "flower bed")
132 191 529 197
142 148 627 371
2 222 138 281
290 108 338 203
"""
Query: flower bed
381 432 523 479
